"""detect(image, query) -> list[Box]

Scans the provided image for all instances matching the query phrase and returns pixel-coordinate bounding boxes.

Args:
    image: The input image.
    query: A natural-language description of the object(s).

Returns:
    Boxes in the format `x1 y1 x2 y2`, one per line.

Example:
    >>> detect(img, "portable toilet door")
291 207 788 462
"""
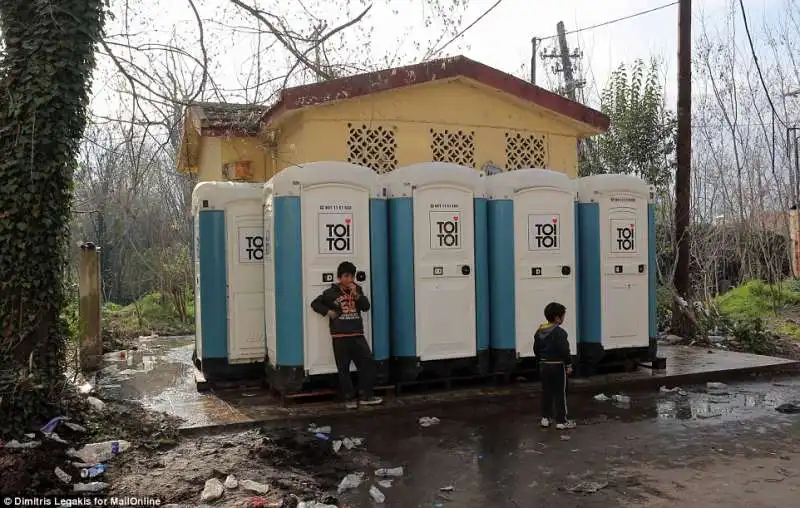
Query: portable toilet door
577 174 656 373
191 181 266 382
263 162 389 392
386 162 489 381
486 169 578 374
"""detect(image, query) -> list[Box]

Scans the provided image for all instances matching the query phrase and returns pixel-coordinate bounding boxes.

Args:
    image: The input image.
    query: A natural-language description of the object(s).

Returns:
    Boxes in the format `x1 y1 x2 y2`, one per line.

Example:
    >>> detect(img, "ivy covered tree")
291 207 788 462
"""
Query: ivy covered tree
581 59 676 191
0 0 105 434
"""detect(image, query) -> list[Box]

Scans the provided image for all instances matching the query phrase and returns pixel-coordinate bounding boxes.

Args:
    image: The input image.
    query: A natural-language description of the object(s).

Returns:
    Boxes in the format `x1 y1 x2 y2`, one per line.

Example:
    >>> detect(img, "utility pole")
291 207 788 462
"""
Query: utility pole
556 22 576 101
673 0 692 332
530 37 538 84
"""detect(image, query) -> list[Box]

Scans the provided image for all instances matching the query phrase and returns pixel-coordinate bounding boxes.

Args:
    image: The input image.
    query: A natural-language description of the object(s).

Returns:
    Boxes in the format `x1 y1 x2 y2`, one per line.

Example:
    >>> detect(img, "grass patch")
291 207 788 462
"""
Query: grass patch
715 280 800 320
103 291 195 340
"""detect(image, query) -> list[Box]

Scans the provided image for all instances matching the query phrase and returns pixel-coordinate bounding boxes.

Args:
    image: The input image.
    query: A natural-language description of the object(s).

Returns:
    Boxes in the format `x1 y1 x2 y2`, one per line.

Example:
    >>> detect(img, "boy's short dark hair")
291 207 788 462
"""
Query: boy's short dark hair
337 261 357 279
544 302 566 323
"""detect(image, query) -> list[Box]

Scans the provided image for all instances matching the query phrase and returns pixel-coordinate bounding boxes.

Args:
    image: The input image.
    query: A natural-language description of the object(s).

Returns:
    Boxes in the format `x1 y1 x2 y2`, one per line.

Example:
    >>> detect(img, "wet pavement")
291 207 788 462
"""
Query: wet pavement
93 336 800 430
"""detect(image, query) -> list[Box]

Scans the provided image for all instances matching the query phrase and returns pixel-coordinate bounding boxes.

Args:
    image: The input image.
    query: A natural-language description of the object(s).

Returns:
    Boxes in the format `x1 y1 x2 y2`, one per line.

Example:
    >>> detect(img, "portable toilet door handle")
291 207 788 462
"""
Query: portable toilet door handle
561 265 571 276
461 265 471 276
356 271 367 282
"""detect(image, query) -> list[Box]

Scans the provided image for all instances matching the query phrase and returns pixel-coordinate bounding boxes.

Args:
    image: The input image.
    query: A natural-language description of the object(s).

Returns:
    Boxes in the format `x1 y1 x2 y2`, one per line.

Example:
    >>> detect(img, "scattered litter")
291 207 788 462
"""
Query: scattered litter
567 480 609 494
71 461 94 468
86 397 106 411
419 416 440 427
377 480 393 489
342 437 362 450
706 382 727 390
64 422 87 433
242 393 258 398
224 474 239 489
375 467 404 477
560 435 571 441
41 416 64 434
314 432 330 441
68 440 131 464
776 402 800 415
611 394 631 403
3 440 41 449
440 485 455 492
248 497 269 508
73 482 109 493
297 502 337 508
332 440 343 453
80 464 107 479
54 467 72 484
660 386 679 393
25 433 36 439
240 479 270 494
201 478 225 502
337 472 365 493
593 394 609 401
308 424 331 434
47 433 68 444
369 485 386 503
78 382 94 394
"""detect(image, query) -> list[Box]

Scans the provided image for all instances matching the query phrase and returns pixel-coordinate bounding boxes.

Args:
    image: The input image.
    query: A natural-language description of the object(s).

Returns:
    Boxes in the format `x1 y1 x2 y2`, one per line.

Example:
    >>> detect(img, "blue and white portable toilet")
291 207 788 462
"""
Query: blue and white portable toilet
262 162 389 392
577 174 657 373
486 169 578 373
192 182 266 382
385 163 489 381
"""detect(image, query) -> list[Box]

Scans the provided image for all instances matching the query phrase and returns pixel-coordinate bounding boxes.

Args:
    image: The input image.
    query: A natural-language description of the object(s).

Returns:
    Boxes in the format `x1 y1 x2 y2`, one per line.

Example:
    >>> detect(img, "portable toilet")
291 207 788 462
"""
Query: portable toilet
577 174 657 373
192 181 266 382
262 162 389 392
486 169 578 373
385 162 489 381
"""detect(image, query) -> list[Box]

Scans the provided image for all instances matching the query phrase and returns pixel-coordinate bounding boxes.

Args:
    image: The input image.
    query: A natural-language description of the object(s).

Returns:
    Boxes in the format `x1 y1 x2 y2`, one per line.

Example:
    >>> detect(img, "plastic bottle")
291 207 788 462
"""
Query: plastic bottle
80 464 107 479
70 440 131 463
73 482 109 493
369 485 386 504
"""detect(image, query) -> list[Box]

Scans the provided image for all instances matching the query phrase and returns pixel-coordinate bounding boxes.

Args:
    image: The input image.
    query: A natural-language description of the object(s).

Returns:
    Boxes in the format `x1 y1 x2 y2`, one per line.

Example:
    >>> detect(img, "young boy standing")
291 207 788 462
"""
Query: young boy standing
533 302 576 430
310 261 383 409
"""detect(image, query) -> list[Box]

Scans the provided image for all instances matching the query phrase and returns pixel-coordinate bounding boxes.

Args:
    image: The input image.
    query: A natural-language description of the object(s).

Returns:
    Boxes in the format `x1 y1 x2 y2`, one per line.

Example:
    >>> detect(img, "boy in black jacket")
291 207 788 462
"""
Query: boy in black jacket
310 261 383 409
533 302 575 430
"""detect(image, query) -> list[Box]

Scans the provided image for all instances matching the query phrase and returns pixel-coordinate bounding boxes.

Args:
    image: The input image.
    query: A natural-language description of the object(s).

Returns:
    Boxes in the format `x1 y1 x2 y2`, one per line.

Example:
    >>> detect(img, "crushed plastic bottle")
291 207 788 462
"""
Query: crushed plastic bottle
611 394 631 403
200 478 224 502
332 440 343 453
86 397 106 411
240 479 269 494
343 437 355 450
54 467 72 484
308 424 331 434
73 482 109 493
440 485 455 492
375 467 404 477
4 440 41 449
63 422 87 433
314 432 330 441
80 464 107 479
68 440 131 464
47 433 68 444
369 485 386 504
377 479 393 489
337 472 365 493
224 474 239 489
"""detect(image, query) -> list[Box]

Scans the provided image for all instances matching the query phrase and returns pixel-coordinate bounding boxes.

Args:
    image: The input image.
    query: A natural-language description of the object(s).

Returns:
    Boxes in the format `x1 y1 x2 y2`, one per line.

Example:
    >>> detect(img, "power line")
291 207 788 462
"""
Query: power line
539 2 679 41
738 0 787 128
432 0 505 55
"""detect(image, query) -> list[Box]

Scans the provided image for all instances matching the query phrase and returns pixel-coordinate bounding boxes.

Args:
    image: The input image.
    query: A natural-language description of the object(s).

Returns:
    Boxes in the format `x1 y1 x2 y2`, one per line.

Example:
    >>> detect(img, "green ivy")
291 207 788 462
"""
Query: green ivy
0 0 106 436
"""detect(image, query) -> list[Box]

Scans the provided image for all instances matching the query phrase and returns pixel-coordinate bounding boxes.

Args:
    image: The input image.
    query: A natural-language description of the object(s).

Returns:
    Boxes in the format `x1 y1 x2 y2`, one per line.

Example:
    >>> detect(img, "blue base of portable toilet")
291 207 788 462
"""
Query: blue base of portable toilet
576 177 657 374
386 163 490 382
264 163 391 393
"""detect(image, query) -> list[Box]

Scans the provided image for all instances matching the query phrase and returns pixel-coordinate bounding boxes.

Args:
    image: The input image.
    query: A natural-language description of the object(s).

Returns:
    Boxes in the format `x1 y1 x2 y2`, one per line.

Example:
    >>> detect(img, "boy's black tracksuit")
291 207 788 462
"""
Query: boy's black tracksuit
533 323 571 423
310 284 375 400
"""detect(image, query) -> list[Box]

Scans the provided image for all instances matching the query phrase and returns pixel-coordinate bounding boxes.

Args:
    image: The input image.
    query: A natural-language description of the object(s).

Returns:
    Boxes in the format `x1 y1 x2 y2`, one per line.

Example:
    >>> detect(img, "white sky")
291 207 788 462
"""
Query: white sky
92 0 785 118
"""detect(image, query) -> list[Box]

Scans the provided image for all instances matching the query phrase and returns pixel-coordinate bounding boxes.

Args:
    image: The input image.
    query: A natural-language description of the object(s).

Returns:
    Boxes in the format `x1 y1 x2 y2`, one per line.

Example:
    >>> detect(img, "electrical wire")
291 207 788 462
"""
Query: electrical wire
431 0 505 56
538 2 679 41
738 0 787 129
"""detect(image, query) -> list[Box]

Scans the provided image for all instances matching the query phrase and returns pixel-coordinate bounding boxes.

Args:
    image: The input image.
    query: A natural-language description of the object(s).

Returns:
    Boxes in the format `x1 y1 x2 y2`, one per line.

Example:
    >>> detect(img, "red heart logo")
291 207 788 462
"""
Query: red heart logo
630 224 634 229
345 217 351 224
453 216 459 221
552 217 558 224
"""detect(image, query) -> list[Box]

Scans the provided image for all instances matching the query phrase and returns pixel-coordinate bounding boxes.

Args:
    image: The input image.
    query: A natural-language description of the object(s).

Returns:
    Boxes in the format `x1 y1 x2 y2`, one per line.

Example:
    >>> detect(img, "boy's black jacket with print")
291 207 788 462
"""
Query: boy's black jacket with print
310 284 370 338
533 323 572 366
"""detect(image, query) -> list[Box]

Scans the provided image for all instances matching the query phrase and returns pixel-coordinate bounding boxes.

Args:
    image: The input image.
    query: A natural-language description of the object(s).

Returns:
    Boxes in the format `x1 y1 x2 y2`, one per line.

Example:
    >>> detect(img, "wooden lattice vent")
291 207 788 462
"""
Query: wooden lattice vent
346 123 398 174
505 131 548 170
430 128 476 168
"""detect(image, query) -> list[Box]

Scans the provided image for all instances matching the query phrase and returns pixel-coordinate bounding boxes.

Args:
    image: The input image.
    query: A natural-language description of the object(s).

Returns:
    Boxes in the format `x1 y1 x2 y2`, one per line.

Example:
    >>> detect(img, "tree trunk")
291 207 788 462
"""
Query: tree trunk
0 0 105 435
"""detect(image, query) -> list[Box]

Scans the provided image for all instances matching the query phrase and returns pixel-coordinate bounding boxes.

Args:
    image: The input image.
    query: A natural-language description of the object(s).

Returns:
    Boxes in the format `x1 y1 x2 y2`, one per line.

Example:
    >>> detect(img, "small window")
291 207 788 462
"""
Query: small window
505 132 548 170
347 123 397 173
430 128 476 168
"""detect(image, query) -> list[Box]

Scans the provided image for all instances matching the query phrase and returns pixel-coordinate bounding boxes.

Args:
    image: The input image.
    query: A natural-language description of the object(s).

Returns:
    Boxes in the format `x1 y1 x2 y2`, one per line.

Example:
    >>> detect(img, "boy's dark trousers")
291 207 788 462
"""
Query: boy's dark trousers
540 361 568 423
332 335 375 400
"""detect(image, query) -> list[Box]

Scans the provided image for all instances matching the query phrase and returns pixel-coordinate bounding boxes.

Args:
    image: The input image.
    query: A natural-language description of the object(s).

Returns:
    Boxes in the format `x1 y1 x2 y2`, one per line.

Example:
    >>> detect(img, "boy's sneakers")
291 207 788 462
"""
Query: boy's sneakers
359 396 383 406
540 417 551 428
556 420 577 430
345 400 359 409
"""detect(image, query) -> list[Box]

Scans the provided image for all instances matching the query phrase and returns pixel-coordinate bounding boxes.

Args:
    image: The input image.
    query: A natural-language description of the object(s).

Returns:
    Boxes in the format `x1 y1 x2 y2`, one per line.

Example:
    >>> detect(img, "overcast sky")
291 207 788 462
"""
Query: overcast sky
93 0 785 116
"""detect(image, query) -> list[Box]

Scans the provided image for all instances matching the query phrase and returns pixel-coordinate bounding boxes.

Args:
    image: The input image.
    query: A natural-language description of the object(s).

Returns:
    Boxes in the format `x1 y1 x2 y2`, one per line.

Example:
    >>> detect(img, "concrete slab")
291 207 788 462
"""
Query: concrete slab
93 336 799 432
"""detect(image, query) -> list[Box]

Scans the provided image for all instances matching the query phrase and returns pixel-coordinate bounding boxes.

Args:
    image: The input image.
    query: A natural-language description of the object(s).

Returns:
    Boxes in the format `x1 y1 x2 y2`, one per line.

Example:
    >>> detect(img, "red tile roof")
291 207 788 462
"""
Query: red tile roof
261 55 609 132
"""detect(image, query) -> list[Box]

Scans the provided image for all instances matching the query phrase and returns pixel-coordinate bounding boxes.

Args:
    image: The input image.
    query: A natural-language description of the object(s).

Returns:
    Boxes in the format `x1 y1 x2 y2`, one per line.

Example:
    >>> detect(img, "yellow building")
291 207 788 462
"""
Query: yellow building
177 55 609 180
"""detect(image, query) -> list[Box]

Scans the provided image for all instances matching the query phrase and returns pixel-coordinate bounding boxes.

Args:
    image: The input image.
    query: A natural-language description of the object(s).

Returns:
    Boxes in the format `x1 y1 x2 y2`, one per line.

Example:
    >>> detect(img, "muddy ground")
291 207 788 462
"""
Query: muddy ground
2 377 800 507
